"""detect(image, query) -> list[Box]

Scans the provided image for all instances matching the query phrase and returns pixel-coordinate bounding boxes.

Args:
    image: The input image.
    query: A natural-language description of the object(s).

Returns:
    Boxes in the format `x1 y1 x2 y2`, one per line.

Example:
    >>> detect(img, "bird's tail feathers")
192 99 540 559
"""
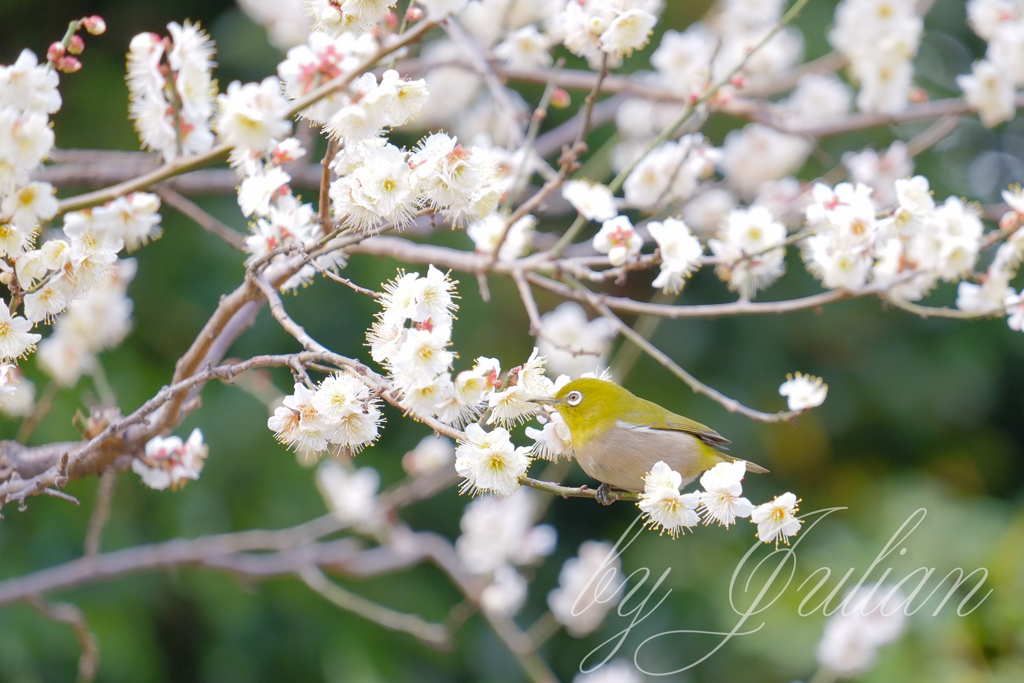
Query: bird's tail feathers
719 453 770 474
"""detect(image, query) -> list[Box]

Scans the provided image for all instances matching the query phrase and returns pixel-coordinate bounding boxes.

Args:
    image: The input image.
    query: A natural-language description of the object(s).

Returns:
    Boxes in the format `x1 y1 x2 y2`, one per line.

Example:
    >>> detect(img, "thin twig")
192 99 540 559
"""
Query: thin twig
299 564 451 650
156 188 246 249
563 275 801 423
26 596 99 682
83 468 117 557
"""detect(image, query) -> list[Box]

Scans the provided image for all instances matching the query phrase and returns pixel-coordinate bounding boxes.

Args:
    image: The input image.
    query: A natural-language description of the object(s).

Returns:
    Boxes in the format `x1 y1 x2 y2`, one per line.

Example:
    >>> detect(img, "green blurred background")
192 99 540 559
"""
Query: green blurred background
1 0 1023 681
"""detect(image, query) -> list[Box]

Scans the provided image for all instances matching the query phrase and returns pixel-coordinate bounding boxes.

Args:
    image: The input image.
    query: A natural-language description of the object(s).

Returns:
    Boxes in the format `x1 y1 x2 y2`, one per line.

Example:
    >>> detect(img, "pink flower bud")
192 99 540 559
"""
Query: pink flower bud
68 34 85 55
46 42 66 63
1000 211 1022 232
82 15 106 35
550 88 571 109
405 6 424 22
59 56 82 73
907 86 928 104
385 11 397 29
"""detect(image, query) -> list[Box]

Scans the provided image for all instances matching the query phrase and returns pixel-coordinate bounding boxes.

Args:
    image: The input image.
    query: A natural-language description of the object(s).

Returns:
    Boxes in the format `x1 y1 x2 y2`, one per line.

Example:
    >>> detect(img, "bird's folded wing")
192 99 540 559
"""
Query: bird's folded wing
636 412 731 450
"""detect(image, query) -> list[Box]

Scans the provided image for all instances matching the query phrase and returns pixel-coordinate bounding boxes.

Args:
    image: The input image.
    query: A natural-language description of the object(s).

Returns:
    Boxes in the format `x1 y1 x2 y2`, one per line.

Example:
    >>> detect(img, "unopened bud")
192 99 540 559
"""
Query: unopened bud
1000 210 1022 232
320 6 342 26
729 75 746 88
47 42 65 63
384 11 398 29
0 270 11 286
405 6 424 22
68 34 85 55
59 56 82 73
82 15 106 35
550 88 571 109
908 86 928 104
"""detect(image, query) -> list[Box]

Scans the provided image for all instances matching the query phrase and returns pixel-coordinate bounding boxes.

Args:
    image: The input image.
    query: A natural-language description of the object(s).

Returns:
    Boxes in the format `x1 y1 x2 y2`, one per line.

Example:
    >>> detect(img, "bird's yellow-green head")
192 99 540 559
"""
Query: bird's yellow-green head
537 378 634 446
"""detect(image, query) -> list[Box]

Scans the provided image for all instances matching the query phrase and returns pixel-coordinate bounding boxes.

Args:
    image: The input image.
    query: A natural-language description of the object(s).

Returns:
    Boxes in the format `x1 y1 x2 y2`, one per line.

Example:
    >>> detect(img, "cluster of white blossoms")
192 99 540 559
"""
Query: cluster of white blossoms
132 428 208 491
961 187 1024 318
267 373 382 458
371 266 491 425
802 177 992 305
638 459 801 546
332 131 502 232
549 0 662 68
456 490 556 616
816 585 908 677
37 259 137 387
709 205 789 299
830 0 923 114
278 30 378 124
126 22 216 162
959 0 1024 127
455 423 533 497
306 0 394 36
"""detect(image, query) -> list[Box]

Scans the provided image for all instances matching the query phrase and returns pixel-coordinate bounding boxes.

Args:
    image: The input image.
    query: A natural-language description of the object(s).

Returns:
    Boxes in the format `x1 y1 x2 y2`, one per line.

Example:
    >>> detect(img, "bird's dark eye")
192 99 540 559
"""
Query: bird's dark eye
567 391 582 406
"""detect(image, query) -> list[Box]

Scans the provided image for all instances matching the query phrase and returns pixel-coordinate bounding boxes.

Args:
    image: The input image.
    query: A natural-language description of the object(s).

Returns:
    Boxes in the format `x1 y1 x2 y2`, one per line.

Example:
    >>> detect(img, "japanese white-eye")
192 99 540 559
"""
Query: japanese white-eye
533 378 768 504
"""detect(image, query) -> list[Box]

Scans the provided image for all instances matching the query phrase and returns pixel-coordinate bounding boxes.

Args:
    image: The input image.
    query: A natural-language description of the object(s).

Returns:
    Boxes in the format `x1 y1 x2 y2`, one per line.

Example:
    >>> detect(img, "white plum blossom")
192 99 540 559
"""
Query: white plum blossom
215 77 292 156
0 364 34 418
132 429 209 491
0 49 62 114
648 218 703 294
957 59 1016 127
525 410 574 461
637 461 702 538
402 435 456 476
455 423 532 497
0 305 41 362
548 541 624 637
830 0 923 114
751 492 802 547
779 372 828 411
622 136 719 209
126 23 216 162
651 24 716 98
316 460 382 527
494 25 553 70
467 212 536 261
572 660 645 683
698 460 754 527
480 564 529 616
593 216 643 266
709 206 788 298
843 141 913 209
487 348 556 426
721 123 812 200
562 180 618 222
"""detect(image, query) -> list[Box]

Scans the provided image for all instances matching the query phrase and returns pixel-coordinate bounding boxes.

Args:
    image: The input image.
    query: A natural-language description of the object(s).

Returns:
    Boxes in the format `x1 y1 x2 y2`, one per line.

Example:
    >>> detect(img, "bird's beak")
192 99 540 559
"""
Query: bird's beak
528 397 558 406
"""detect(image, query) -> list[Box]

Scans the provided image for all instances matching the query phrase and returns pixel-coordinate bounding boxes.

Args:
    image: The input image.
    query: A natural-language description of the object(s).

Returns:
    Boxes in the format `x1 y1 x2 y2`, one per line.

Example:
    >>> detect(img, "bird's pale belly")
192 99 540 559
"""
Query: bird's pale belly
574 420 714 492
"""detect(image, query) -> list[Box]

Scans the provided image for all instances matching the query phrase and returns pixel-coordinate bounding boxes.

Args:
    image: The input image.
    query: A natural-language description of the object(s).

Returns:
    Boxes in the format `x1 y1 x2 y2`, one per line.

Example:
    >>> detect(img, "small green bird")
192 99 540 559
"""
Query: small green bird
533 378 768 505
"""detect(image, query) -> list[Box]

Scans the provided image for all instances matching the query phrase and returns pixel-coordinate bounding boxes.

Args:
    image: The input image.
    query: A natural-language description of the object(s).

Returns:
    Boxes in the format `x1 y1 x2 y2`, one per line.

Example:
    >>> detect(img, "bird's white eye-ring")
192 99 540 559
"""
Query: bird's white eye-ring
566 390 583 406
